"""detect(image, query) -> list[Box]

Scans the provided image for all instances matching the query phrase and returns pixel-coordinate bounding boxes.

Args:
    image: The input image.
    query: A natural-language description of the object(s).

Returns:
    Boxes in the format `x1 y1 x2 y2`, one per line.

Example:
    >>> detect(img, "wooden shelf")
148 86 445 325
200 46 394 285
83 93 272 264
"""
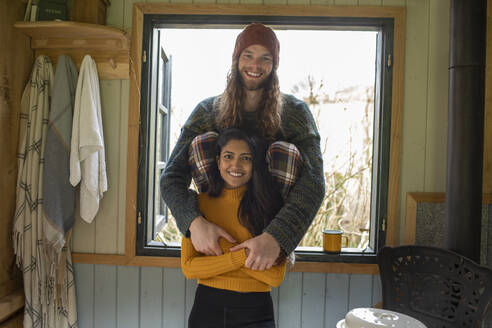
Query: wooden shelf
14 21 130 79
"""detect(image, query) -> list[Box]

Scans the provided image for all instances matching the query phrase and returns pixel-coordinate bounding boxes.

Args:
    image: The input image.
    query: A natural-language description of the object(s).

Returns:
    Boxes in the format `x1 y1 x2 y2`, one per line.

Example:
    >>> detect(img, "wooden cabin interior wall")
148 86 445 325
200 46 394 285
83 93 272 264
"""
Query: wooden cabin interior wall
0 0 32 326
3 0 492 327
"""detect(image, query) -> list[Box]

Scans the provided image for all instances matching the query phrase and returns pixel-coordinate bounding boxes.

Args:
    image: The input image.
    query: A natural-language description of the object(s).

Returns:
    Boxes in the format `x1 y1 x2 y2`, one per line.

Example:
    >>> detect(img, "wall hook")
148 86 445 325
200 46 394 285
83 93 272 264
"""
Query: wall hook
109 58 117 69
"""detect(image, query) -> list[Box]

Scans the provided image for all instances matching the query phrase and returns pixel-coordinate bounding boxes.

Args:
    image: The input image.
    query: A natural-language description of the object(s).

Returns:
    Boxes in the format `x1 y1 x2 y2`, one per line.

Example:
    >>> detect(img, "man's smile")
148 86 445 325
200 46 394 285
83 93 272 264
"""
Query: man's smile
245 71 262 78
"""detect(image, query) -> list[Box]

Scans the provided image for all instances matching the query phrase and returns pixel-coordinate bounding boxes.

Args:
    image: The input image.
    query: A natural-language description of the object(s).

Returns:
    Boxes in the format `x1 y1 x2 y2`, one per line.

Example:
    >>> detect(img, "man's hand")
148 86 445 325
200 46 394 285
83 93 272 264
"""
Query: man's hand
189 216 236 256
229 232 280 271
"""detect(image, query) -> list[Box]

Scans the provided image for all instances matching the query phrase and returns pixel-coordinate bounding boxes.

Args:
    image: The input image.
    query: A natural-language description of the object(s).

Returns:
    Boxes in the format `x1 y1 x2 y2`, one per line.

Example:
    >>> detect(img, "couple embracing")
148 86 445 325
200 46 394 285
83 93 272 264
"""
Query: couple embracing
161 23 325 328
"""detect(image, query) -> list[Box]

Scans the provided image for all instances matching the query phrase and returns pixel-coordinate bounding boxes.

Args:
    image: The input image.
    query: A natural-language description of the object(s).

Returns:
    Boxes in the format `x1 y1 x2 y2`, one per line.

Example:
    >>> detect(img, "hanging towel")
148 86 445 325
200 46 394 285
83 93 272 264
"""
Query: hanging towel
70 55 107 223
43 55 78 253
13 55 78 328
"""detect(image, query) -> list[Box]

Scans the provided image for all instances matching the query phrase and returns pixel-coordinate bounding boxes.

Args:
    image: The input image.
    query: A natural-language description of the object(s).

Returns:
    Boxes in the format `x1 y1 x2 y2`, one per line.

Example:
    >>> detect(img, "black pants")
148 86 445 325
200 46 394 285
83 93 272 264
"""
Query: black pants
188 284 276 328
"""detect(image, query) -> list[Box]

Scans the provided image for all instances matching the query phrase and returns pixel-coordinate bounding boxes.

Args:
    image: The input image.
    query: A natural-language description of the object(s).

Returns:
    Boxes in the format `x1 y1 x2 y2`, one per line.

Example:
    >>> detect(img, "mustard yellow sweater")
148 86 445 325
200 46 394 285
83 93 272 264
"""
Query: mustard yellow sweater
181 186 286 292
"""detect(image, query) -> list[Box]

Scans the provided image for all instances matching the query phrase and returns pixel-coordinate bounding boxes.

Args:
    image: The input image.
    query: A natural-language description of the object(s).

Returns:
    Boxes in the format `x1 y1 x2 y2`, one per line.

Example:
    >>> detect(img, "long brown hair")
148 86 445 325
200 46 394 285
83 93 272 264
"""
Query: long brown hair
216 59 282 141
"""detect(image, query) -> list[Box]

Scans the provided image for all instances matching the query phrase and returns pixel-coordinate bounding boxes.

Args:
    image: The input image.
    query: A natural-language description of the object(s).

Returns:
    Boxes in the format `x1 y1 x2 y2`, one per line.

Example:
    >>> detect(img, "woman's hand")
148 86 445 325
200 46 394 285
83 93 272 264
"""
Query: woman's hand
229 232 280 271
189 216 236 256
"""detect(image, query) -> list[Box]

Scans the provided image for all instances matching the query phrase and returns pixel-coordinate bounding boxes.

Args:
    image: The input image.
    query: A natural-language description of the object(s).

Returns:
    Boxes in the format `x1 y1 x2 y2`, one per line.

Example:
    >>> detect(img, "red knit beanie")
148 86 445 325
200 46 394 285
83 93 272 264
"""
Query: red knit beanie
232 23 280 68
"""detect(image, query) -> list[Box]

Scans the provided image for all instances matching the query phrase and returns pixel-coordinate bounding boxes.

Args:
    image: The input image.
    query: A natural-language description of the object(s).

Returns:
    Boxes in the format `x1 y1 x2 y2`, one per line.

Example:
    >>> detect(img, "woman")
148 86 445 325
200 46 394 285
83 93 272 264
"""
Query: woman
181 128 286 328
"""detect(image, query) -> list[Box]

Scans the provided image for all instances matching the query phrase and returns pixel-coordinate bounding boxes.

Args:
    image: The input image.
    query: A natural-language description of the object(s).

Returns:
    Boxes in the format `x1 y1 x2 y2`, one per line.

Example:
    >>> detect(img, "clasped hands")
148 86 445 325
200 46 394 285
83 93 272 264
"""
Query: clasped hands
189 216 281 271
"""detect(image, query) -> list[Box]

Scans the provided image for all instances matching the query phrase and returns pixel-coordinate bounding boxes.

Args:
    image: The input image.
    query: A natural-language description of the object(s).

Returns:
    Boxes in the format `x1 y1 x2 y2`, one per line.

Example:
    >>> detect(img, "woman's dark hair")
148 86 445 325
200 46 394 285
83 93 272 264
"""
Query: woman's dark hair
208 128 284 236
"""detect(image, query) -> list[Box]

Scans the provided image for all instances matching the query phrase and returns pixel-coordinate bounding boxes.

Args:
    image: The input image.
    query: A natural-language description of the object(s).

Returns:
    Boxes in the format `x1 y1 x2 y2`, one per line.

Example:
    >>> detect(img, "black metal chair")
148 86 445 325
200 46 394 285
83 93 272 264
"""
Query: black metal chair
377 245 492 328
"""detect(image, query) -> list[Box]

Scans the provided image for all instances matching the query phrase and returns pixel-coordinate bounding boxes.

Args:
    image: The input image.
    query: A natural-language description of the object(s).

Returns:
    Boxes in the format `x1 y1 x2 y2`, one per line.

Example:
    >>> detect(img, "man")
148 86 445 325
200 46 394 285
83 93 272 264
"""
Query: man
161 23 325 271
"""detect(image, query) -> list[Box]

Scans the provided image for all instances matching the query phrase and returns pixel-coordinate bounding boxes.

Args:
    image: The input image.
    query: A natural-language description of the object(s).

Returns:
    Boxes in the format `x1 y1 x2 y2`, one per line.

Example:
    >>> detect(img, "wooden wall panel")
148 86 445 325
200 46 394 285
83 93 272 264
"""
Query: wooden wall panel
371 274 382 306
288 0 310 6
348 273 374 309
424 0 449 192
140 267 163 327
241 0 263 4
301 272 325 328
116 266 139 328
107 0 125 29
359 0 383 5
74 263 95 328
0 0 32 299
217 0 238 5
94 265 117 328
398 0 430 235
324 274 349 327
118 80 130 254
310 0 335 5
124 0 142 31
266 0 288 5
72 198 97 253
334 0 358 5
163 268 186 327
95 80 122 254
277 272 303 328
382 0 405 5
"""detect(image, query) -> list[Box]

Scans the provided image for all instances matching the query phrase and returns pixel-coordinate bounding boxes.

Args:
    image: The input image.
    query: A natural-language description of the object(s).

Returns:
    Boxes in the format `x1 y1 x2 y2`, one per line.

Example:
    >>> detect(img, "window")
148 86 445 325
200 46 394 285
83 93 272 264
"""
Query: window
137 14 394 262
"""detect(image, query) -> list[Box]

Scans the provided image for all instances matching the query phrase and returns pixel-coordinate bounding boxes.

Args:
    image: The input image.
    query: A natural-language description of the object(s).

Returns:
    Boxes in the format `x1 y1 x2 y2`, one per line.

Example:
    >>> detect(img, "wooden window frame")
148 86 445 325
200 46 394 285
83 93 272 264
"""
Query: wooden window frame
72 3 406 275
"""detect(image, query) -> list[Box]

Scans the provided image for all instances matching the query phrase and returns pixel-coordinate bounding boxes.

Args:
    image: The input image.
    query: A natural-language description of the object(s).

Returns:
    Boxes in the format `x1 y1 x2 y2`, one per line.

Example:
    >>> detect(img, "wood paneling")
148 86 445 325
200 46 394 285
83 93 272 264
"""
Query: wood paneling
334 0 358 5
94 265 117 328
73 264 381 327
95 80 122 254
358 0 382 5
0 0 32 301
116 266 139 328
301 272 325 327
424 0 449 192
277 272 302 327
382 0 404 5
348 274 373 309
324 274 349 327
397 0 430 241
163 268 186 327
74 263 95 328
140 267 163 327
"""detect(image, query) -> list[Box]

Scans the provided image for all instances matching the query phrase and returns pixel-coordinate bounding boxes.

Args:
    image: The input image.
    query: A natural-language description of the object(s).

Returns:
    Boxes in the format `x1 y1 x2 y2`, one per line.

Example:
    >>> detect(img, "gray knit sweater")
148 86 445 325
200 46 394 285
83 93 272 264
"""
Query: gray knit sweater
160 94 325 254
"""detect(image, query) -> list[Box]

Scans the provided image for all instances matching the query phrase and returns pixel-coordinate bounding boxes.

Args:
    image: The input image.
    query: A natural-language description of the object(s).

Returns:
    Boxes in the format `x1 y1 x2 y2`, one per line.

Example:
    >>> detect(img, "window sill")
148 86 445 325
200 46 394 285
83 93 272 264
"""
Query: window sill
72 248 379 274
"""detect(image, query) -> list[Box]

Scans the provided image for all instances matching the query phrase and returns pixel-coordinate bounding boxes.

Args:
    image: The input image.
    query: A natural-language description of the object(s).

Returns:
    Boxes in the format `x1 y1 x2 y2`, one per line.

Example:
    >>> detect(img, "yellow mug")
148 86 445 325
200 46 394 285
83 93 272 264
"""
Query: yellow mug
322 230 348 253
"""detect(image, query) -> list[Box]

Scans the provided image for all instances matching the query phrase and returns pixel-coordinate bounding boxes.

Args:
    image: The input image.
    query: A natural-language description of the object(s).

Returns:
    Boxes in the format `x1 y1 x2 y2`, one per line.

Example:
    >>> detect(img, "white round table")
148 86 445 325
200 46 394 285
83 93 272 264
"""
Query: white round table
336 308 427 328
